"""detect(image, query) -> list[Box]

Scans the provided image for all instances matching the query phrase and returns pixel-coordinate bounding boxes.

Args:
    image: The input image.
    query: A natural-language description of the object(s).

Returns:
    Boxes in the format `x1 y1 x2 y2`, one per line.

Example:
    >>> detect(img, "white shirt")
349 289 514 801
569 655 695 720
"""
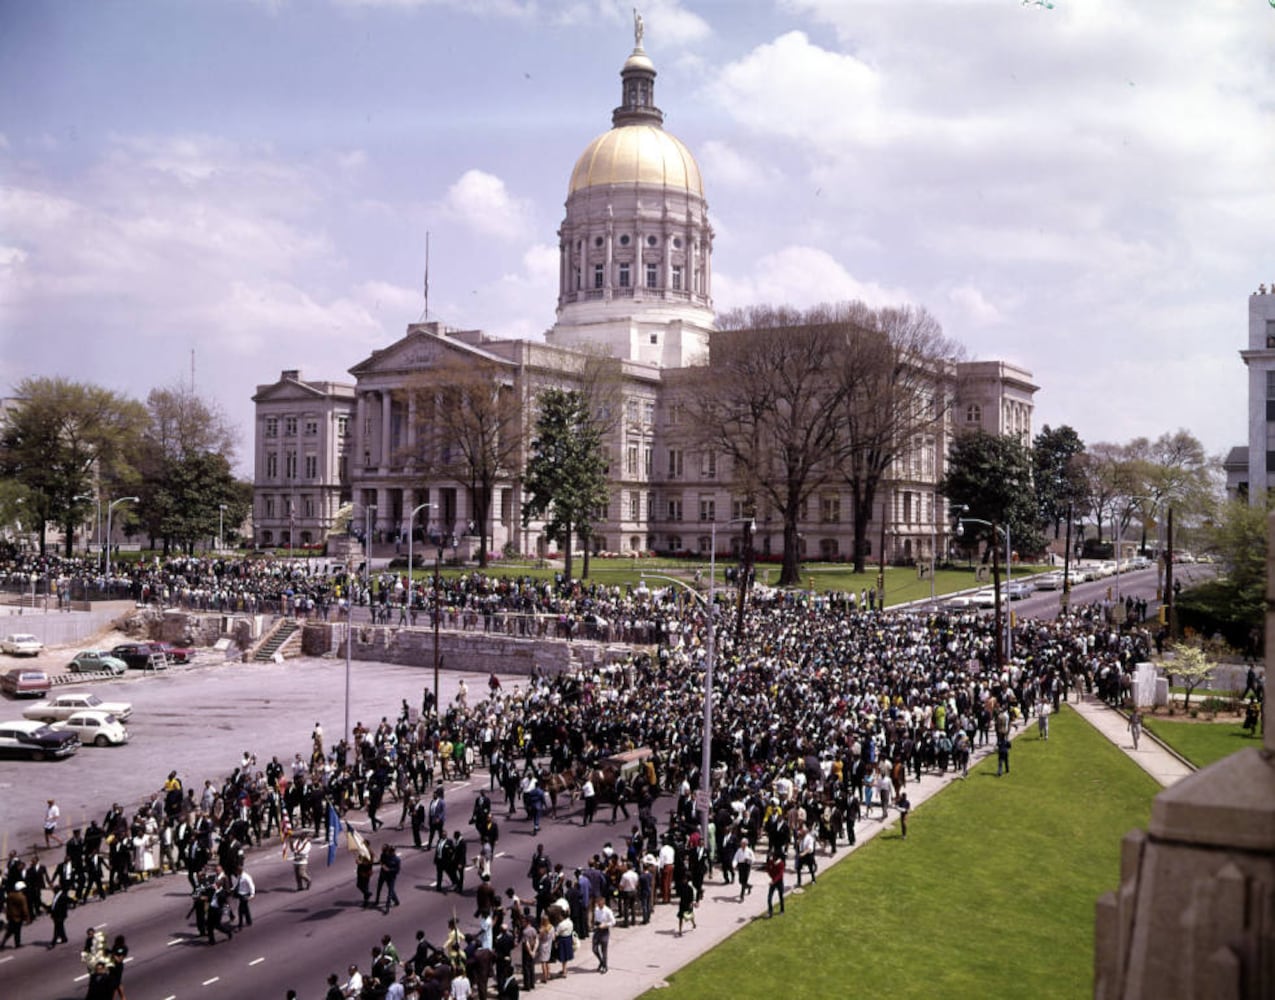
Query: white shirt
450 975 472 999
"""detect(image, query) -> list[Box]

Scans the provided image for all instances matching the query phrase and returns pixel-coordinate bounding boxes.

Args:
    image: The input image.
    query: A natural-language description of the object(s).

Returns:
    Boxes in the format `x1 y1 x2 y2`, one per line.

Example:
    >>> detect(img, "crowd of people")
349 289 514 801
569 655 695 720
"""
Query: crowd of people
0 559 1191 998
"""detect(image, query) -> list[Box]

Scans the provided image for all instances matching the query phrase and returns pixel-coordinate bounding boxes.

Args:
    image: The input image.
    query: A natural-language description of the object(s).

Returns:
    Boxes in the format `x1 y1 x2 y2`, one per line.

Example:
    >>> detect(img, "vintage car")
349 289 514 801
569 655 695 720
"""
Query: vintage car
1 667 51 698
53 709 130 747
2 633 44 656
110 643 168 671
24 690 133 723
0 719 79 760
150 641 193 664
69 650 129 676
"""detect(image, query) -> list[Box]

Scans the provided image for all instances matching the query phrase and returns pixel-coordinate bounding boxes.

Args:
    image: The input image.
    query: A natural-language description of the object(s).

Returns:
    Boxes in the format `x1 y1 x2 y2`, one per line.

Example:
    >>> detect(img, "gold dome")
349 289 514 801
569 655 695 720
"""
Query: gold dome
568 124 703 198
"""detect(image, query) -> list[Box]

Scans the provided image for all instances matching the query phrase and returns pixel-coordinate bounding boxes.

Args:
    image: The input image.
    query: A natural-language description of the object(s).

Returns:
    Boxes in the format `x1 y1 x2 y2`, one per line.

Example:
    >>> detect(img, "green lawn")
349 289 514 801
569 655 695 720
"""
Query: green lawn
1143 717 1261 768
644 708 1159 1000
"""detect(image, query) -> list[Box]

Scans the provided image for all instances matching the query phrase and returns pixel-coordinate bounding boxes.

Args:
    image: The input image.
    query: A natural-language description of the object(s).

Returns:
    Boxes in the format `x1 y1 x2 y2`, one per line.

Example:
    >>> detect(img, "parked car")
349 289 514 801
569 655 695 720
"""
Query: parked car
53 709 129 747
0 719 79 760
2 633 44 656
1034 571 1067 591
1006 580 1036 600
110 643 168 671
1 668 51 698
150 641 193 664
972 588 1008 608
23 690 133 723
69 650 128 676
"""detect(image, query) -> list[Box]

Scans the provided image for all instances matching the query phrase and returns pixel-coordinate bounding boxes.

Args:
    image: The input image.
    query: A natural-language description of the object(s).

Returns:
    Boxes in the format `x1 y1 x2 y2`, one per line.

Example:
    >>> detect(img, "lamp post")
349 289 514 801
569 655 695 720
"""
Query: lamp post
106 496 139 577
218 503 227 553
405 501 433 615
643 569 715 847
430 521 449 716
955 511 1011 668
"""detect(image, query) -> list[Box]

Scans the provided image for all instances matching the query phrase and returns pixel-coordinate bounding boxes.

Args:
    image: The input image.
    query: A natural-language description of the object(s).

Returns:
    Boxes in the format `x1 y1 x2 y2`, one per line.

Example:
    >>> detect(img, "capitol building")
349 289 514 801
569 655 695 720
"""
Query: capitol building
251 30 1036 568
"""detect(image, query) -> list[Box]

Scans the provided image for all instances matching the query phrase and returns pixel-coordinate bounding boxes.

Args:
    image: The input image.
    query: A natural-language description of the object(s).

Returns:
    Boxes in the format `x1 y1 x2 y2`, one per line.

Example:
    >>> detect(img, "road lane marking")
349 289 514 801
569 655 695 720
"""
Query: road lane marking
164 995 176 1000
74 973 90 982
249 957 265 966
494 851 507 859
0 955 13 965
167 938 184 946
202 977 220 986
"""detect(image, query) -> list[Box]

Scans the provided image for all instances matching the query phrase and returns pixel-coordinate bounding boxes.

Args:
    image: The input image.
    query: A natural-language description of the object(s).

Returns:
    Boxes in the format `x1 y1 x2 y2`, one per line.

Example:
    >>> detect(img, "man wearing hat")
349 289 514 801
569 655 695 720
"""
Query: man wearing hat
1 880 29 948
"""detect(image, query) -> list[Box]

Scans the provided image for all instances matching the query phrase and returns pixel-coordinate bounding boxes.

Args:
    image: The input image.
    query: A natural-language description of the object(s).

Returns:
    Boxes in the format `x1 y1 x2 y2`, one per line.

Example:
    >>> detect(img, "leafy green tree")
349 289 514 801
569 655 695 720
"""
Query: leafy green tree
1202 497 1267 629
521 388 609 582
137 384 242 555
1032 425 1086 539
0 377 148 556
939 431 1037 670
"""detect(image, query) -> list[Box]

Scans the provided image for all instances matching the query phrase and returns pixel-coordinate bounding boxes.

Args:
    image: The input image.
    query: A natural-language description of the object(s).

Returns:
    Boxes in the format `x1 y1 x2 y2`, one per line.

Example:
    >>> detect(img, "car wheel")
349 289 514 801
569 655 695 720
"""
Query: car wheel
95 735 110 748
41 716 56 724
32 750 47 762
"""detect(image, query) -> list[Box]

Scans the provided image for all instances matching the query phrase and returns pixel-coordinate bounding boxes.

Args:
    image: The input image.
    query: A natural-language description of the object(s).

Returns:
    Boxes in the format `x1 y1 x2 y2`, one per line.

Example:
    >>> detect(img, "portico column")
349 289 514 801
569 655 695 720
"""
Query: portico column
356 392 368 470
406 392 417 461
380 391 393 469
376 487 390 537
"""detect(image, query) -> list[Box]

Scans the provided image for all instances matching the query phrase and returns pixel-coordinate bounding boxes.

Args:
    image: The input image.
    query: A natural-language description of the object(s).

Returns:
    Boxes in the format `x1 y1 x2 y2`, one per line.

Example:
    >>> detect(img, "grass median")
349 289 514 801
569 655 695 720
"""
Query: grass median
1144 717 1261 768
646 707 1159 1000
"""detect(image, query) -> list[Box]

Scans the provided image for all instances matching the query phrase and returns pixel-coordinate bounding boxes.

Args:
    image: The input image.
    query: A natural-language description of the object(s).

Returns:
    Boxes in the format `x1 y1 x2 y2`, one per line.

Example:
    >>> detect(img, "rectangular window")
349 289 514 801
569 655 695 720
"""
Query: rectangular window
645 263 658 288
264 498 275 518
700 451 716 479
337 416 348 436
500 489 512 526
338 455 348 482
303 496 314 517
668 402 682 426
1267 370 1275 400
798 497 809 521
266 453 278 478
618 263 630 288
903 491 914 524
304 419 318 436
285 451 297 479
285 416 297 436
629 492 640 520
667 449 683 479
626 446 638 477
646 492 655 520
667 498 683 522
594 264 604 289
732 498 747 521
643 446 652 477
642 401 654 425
671 266 683 291
305 454 317 479
627 399 639 423
699 497 715 522
821 495 840 523
265 417 278 438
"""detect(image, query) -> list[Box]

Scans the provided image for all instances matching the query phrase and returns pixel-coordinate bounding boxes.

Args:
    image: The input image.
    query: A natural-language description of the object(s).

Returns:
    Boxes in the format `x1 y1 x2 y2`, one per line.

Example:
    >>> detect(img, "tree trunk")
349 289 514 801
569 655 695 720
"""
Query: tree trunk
562 520 574 583
780 511 801 587
849 483 875 574
470 484 491 568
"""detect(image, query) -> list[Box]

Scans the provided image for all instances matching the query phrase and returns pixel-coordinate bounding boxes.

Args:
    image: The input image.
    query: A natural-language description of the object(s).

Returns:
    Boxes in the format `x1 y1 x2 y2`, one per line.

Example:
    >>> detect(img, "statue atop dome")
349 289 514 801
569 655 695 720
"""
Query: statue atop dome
633 8 644 49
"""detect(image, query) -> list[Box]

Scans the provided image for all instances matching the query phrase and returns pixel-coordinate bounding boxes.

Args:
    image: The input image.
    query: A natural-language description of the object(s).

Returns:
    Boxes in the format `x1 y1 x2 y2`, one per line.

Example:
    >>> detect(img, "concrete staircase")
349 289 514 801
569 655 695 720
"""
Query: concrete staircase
252 618 302 662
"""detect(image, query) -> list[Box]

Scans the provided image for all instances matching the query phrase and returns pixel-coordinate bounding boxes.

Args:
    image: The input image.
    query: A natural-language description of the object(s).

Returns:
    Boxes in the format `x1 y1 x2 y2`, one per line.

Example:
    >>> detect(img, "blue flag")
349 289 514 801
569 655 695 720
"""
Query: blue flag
327 804 341 866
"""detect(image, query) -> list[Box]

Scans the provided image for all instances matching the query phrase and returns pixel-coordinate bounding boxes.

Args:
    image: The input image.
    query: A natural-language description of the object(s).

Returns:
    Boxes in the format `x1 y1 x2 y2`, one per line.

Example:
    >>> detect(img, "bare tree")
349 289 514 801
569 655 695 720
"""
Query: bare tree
403 353 524 567
830 303 958 573
686 304 847 587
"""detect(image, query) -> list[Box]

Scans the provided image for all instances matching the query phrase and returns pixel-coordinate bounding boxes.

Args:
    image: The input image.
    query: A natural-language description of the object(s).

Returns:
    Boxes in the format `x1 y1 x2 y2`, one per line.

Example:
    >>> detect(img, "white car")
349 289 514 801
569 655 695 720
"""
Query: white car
1006 580 1035 600
1034 571 1067 591
53 709 130 747
972 588 1008 608
23 690 134 723
1 633 44 656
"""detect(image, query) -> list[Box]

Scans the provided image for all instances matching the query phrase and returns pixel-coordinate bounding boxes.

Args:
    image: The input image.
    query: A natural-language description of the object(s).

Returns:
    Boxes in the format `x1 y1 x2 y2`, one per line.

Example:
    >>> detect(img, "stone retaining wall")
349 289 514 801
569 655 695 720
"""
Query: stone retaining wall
303 621 635 676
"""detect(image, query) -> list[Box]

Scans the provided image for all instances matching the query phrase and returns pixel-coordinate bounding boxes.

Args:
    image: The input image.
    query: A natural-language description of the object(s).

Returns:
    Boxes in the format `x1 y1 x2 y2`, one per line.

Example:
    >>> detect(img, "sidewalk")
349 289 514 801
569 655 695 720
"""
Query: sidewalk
528 729 1022 1000
1070 694 1195 788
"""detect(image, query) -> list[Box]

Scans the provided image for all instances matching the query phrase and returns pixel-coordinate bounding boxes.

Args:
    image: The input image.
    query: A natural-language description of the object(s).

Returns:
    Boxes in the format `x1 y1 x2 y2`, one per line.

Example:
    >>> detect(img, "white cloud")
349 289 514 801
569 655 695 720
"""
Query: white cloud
698 139 780 190
947 284 1003 326
714 245 909 313
438 169 534 242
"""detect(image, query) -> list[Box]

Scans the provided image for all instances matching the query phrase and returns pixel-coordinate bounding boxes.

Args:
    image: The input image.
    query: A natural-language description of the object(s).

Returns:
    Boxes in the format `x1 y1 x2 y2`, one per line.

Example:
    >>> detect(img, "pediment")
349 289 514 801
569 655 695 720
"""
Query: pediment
252 379 337 403
348 327 515 381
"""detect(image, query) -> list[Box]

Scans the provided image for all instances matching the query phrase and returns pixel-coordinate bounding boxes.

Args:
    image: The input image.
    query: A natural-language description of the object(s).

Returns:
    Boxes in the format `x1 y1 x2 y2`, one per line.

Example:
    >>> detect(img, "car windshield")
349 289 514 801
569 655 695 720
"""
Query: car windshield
83 694 103 706
30 725 56 737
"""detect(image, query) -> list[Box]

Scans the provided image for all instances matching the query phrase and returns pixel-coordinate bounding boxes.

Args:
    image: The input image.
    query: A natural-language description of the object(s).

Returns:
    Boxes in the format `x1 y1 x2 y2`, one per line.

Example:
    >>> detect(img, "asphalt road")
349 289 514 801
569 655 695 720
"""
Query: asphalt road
0 654 626 1000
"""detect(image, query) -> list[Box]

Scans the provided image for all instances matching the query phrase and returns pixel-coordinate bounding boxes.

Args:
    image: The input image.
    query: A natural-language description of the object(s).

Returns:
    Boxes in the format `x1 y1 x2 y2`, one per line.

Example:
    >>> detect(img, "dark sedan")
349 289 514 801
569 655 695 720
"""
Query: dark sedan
0 720 80 760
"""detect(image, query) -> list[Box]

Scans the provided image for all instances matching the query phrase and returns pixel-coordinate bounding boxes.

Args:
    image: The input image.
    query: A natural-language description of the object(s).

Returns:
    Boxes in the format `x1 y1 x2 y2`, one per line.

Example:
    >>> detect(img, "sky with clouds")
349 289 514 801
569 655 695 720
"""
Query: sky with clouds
2 0 1272 476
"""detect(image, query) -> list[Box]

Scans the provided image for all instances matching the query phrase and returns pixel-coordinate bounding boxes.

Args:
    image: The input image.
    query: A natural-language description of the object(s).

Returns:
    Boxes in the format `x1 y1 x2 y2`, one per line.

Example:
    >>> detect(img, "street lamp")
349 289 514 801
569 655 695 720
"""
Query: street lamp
105 496 139 577
405 501 433 614
643 569 715 847
218 503 228 553
954 510 1012 669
